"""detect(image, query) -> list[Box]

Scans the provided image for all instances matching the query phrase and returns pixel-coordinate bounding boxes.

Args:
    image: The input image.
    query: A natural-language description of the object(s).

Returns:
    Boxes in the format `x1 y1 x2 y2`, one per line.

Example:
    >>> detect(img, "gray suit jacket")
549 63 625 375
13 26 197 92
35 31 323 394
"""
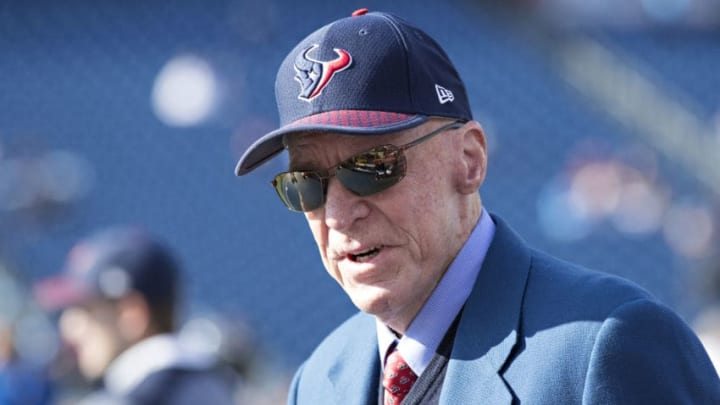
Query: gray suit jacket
288 215 720 404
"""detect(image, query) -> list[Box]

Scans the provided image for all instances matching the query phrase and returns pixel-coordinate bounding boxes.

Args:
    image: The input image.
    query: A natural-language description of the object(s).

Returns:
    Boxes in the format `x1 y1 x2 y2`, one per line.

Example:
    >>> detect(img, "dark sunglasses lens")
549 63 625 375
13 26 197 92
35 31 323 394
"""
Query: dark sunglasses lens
273 172 325 212
337 147 406 196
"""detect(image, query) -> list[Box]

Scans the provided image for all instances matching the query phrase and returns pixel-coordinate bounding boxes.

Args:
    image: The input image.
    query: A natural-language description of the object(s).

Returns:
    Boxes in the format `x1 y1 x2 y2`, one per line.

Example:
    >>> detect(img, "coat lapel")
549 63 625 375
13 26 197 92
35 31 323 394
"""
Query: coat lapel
441 215 532 404
327 313 380 405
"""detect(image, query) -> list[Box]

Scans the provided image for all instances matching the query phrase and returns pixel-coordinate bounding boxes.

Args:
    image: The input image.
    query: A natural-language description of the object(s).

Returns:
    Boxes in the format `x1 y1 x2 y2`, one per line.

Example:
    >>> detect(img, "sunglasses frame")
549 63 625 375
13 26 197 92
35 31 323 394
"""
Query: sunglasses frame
272 120 466 212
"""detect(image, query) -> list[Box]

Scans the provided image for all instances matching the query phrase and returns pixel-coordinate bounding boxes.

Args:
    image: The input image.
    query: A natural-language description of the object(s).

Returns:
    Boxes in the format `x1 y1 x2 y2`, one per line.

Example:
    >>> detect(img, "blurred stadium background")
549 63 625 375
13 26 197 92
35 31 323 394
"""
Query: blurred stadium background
1 0 719 402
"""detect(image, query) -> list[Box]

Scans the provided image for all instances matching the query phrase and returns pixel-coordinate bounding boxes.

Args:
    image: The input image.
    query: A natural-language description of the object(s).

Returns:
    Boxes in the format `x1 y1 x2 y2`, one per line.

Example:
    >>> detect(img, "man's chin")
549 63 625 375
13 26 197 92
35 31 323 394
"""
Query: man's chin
348 288 403 325
349 290 391 316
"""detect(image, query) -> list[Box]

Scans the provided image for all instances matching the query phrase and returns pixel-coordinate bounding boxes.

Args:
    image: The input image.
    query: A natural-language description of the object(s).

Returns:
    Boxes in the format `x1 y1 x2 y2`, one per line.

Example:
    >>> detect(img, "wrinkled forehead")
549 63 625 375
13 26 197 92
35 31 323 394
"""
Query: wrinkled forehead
283 131 384 168
283 120 442 152
286 130 400 150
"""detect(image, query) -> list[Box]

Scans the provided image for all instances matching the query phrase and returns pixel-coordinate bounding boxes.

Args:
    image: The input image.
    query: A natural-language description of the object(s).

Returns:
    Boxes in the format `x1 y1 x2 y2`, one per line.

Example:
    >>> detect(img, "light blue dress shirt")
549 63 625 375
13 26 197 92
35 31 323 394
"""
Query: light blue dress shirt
377 208 495 376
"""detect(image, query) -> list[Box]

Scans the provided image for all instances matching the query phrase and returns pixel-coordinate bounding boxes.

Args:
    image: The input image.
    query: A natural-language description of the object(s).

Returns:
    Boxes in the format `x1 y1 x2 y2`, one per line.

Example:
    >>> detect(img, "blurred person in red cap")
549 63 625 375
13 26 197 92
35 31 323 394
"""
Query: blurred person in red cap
35 226 237 405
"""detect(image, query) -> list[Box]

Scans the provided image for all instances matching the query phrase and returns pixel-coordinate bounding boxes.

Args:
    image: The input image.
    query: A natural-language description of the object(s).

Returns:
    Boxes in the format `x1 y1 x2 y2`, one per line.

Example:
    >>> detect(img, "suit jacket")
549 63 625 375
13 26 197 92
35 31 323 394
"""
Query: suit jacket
287 215 720 404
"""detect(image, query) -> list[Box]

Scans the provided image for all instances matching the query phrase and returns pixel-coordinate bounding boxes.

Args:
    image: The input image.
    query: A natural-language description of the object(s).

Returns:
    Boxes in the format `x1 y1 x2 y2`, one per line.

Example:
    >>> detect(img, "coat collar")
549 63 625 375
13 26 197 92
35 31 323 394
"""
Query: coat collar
327 313 380 405
440 214 531 404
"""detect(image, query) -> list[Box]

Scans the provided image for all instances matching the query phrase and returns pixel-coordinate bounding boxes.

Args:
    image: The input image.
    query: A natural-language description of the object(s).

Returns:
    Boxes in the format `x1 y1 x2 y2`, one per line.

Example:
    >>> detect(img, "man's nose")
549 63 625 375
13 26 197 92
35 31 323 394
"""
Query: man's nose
323 178 369 230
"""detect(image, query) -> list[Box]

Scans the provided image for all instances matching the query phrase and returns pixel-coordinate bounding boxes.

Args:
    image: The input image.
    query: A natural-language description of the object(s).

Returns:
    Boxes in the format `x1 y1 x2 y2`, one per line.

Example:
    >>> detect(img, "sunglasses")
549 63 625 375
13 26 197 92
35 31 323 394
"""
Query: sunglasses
272 120 465 212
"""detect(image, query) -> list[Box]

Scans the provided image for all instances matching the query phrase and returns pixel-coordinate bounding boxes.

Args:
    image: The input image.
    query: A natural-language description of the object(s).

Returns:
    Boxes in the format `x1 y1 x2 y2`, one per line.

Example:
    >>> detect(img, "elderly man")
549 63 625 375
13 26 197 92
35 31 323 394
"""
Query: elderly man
235 8 720 404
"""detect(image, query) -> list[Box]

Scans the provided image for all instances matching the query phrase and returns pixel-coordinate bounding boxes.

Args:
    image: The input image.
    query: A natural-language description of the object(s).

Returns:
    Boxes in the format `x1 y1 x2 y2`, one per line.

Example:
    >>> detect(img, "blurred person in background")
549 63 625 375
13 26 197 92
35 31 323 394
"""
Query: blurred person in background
233 8 720 404
34 226 237 405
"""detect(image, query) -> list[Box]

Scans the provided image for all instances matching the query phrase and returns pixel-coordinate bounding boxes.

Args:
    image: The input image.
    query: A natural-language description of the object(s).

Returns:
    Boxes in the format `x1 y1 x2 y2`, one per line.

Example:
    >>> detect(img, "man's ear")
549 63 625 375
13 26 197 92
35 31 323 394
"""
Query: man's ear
116 292 152 343
455 121 487 195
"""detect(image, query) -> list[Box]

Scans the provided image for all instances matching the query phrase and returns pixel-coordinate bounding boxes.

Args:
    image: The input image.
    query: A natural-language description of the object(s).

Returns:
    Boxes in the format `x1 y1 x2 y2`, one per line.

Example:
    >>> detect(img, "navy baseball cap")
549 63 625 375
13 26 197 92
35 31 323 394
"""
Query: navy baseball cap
34 226 180 311
235 8 472 175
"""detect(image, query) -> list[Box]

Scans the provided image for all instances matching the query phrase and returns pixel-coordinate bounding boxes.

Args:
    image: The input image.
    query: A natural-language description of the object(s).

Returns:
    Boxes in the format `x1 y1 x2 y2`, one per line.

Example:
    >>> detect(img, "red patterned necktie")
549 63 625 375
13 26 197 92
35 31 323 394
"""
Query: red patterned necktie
382 346 418 405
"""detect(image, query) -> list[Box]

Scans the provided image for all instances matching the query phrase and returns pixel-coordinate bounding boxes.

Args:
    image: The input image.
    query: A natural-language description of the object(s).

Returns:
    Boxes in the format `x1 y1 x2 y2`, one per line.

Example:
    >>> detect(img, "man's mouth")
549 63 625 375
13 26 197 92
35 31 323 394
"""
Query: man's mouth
348 246 382 263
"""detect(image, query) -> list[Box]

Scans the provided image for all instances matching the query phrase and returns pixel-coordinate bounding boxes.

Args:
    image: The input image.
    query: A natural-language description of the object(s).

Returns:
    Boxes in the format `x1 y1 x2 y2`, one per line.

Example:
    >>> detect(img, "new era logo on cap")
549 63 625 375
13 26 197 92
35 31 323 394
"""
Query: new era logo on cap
435 84 454 104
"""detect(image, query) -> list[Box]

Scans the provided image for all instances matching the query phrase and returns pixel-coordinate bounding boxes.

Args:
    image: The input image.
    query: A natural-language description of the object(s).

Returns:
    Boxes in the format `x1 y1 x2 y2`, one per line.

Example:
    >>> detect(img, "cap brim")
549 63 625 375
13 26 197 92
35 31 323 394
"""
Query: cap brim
33 275 93 311
234 110 428 175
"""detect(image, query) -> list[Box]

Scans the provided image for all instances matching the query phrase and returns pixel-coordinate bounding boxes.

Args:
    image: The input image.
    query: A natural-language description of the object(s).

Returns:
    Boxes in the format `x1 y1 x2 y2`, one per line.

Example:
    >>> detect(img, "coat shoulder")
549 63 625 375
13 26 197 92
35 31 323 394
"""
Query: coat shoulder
525 248 656 319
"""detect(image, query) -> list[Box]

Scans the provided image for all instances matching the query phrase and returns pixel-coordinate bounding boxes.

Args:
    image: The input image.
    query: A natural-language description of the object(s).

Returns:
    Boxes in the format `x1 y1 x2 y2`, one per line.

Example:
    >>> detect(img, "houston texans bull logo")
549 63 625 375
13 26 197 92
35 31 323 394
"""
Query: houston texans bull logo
294 44 352 101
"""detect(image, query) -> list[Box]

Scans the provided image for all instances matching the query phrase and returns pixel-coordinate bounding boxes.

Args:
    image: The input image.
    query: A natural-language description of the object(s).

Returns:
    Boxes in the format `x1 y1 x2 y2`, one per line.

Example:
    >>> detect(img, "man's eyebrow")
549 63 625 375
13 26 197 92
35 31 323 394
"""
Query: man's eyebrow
287 146 321 171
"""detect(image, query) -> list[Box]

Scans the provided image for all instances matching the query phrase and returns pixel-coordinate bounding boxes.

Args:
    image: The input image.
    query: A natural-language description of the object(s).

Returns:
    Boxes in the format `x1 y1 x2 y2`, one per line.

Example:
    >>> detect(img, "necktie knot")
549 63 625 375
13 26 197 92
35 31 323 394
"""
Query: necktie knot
382 347 418 405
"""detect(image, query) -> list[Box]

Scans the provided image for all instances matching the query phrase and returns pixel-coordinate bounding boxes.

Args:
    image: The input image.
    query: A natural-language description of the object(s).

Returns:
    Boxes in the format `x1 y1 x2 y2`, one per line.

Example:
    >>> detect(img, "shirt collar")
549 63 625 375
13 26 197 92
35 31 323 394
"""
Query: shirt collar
377 208 495 376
